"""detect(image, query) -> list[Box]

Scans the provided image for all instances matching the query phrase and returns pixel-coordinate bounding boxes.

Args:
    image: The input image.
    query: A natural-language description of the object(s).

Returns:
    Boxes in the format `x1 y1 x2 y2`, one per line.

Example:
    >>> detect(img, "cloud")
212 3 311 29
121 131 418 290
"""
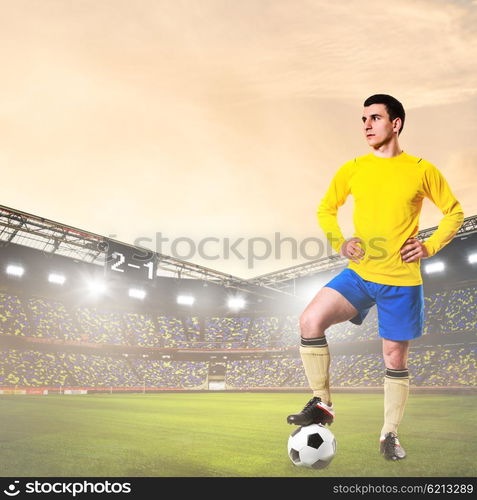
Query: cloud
0 0 475 277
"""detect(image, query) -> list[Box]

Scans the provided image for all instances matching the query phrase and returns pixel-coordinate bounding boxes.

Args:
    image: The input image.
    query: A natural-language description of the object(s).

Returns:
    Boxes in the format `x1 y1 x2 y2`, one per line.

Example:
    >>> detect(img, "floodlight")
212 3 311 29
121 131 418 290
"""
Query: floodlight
228 297 246 310
48 273 66 285
424 261 445 274
177 295 195 305
6 265 24 277
129 288 146 300
468 253 477 264
88 280 107 295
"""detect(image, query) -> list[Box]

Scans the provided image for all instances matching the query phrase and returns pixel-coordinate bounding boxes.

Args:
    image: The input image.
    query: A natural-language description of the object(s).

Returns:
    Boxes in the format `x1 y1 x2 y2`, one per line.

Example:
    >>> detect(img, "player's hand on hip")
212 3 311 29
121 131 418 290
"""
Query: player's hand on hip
340 237 365 264
400 237 429 263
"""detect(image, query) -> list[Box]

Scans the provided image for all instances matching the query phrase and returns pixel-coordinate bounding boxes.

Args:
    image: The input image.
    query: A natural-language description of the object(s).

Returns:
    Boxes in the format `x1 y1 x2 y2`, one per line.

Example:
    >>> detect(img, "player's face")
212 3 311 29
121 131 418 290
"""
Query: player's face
362 103 398 148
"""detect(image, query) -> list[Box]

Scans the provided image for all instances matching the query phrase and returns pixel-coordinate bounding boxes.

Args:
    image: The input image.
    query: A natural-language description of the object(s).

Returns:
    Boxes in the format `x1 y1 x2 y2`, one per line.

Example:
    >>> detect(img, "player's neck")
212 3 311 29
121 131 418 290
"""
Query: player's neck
370 139 402 158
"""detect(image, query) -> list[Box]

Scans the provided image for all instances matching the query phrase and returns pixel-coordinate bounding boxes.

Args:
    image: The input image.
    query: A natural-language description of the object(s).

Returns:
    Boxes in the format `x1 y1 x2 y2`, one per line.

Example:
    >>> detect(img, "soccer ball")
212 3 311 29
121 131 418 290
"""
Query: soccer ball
287 424 336 469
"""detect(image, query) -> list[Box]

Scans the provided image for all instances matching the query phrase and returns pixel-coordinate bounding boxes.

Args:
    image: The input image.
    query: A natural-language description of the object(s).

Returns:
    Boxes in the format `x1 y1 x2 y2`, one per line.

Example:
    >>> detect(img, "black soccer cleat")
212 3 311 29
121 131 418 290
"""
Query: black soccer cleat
380 432 407 460
287 397 335 426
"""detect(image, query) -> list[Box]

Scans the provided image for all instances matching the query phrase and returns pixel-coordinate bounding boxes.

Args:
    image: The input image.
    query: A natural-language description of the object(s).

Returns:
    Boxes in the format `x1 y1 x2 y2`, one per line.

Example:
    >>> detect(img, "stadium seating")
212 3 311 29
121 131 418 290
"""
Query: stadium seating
0 344 475 389
0 349 69 387
0 349 209 389
132 358 208 388
28 297 79 341
203 316 250 348
441 287 476 332
2 286 475 347
123 312 159 347
157 315 188 347
224 346 477 389
0 292 30 337
0 284 475 390
74 307 126 344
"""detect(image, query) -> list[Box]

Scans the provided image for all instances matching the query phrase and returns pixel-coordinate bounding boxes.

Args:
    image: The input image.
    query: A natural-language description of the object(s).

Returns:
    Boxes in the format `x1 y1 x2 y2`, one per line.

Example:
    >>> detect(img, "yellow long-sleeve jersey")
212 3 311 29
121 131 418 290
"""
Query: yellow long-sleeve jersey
317 152 464 286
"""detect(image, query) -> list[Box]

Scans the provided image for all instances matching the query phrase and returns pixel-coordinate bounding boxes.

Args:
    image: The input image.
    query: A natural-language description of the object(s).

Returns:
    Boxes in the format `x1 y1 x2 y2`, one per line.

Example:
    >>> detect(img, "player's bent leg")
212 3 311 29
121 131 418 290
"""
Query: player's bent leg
287 287 359 426
299 286 360 339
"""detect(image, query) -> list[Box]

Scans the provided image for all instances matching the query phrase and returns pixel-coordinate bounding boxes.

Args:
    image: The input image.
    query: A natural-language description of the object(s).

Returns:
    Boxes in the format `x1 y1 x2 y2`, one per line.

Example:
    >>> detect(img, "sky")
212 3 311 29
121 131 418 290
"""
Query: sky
1 0 476 279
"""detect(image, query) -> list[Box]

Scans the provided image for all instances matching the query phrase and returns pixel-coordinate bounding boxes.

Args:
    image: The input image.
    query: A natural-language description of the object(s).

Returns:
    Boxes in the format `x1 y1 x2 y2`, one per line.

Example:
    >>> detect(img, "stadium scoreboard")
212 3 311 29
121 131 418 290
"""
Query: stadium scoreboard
104 239 157 281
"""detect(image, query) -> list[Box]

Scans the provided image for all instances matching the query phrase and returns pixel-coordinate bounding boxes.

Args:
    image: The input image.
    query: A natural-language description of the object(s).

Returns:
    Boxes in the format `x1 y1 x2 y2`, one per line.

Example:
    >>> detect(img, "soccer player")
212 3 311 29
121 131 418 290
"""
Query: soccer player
286 94 464 460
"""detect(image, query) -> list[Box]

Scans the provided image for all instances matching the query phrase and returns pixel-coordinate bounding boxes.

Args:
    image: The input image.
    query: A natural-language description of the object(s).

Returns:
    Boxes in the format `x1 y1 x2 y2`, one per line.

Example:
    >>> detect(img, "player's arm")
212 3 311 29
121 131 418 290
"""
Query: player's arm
317 160 363 263
402 163 464 263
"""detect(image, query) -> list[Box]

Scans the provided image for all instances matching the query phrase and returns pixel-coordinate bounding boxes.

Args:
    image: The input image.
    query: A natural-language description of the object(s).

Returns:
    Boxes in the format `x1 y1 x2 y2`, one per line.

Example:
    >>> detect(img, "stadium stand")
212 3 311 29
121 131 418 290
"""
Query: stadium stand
0 283 475 391
123 312 159 347
203 316 250 348
0 292 30 337
28 297 79 341
75 307 126 344
1 207 476 393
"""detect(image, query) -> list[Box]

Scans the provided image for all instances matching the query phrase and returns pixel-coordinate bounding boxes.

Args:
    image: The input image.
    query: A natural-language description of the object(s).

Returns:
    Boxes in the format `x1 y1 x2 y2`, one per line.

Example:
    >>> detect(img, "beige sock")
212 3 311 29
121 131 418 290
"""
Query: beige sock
300 336 331 405
381 368 409 437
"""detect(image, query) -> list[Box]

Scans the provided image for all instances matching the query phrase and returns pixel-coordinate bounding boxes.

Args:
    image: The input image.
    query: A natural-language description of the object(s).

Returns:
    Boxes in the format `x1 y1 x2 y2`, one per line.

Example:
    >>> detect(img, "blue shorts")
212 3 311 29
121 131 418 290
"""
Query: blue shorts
324 268 424 341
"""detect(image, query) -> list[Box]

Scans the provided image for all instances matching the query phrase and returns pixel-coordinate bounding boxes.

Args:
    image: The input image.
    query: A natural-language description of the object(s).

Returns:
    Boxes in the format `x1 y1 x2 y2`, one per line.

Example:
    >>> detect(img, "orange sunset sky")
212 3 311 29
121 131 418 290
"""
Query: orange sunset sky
1 0 476 278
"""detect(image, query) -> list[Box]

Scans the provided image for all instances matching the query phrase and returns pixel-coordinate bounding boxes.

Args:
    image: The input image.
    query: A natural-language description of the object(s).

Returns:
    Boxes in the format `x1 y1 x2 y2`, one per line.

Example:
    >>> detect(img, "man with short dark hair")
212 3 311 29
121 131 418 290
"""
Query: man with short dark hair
287 94 464 460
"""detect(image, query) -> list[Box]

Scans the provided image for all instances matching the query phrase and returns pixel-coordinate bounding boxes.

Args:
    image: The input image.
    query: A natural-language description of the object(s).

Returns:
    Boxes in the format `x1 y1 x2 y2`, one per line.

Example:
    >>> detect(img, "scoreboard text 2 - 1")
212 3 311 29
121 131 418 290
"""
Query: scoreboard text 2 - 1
104 240 157 281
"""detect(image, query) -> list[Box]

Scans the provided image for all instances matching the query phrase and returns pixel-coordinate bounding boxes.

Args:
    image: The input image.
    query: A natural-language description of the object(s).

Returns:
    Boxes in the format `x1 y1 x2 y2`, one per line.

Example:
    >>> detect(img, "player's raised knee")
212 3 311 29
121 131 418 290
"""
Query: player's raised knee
299 310 327 339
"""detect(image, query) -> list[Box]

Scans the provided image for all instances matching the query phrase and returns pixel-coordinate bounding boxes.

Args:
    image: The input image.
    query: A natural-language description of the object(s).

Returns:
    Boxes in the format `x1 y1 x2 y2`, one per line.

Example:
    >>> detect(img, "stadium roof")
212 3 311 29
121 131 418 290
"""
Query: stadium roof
1 203 476 297
0 204 282 300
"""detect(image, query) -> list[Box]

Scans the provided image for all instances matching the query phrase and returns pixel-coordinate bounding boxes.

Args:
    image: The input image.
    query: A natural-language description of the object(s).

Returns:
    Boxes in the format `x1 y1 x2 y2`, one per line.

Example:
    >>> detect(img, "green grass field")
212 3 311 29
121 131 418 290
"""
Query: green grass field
0 392 475 477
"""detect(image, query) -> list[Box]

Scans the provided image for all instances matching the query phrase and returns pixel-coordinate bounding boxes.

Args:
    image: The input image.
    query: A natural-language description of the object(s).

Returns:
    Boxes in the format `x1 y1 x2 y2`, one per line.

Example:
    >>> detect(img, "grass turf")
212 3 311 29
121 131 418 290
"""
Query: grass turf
0 392 475 477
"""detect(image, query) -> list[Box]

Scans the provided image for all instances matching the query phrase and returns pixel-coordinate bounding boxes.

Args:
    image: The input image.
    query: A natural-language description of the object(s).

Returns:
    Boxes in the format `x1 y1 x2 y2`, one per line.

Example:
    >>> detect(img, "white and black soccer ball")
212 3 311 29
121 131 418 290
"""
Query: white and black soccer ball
287 424 336 469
